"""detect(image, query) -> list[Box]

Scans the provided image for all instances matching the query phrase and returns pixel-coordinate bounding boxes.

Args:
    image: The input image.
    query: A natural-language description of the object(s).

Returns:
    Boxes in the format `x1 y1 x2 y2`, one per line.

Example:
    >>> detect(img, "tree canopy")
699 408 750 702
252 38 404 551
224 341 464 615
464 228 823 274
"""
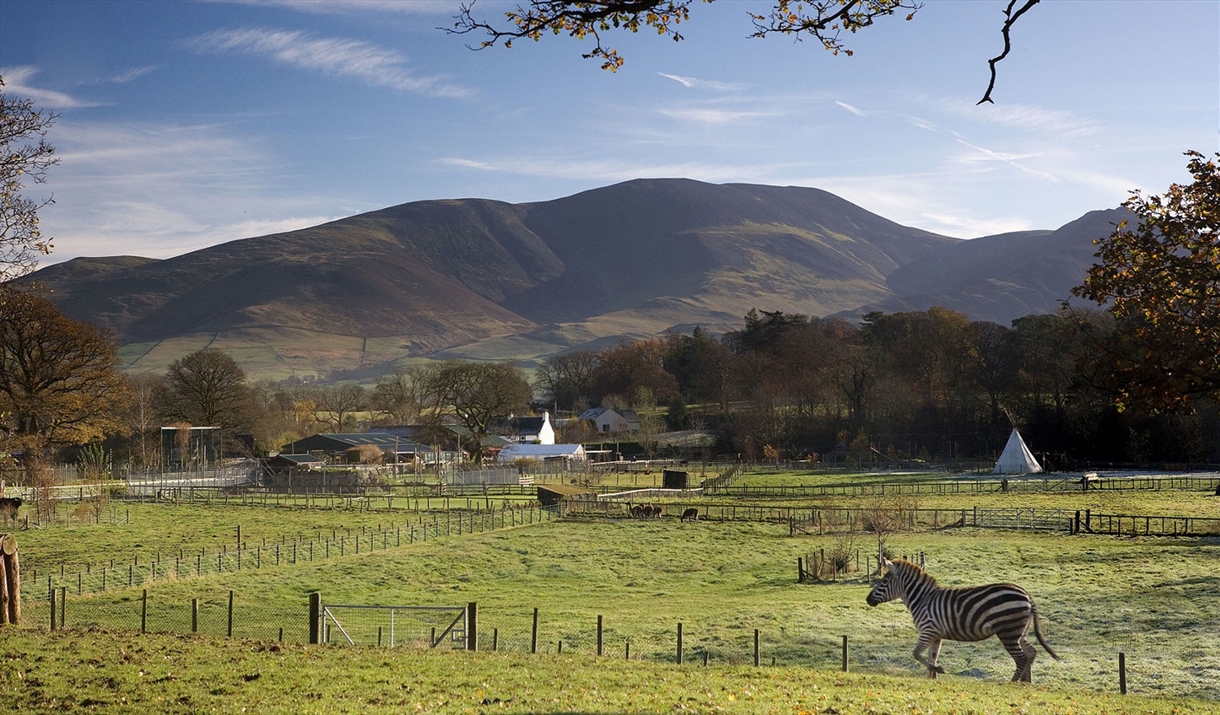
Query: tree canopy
0 288 128 450
156 348 255 430
1072 151 1220 412
450 0 1040 103
0 74 59 280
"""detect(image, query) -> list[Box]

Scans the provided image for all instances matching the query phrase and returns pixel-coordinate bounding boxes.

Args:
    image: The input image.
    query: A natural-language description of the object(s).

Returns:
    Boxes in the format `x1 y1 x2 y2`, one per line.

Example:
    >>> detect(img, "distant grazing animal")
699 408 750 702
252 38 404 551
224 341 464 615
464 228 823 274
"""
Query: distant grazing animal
866 558 1059 682
0 496 23 524
681 508 698 522
647 504 662 519
629 504 645 519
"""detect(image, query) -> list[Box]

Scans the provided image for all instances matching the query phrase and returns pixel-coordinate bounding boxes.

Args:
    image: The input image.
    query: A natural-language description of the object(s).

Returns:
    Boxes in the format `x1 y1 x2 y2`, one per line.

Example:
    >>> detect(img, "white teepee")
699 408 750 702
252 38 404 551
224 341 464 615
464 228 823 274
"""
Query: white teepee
992 429 1043 474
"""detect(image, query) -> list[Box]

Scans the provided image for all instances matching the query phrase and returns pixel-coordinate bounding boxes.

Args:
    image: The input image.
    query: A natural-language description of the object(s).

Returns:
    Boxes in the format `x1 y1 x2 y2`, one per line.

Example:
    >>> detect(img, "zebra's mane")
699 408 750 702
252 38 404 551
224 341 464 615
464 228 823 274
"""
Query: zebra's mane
892 558 938 586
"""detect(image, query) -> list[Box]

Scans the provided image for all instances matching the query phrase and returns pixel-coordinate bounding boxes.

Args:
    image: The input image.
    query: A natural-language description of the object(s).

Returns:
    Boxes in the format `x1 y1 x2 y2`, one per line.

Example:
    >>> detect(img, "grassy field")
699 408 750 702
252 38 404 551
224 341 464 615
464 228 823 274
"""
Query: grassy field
2 628 1215 715
6 472 1219 711
11 513 1220 702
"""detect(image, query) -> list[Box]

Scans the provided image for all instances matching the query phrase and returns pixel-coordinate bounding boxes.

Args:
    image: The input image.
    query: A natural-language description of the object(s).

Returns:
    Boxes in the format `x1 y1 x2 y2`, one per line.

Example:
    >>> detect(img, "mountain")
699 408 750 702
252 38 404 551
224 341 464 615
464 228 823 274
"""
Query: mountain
17 180 1116 379
838 208 1127 323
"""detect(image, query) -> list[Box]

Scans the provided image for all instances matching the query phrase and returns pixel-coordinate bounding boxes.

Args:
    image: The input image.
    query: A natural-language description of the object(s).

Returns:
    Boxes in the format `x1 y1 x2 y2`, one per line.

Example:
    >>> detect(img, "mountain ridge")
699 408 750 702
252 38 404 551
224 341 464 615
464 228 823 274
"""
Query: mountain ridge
17 179 1117 380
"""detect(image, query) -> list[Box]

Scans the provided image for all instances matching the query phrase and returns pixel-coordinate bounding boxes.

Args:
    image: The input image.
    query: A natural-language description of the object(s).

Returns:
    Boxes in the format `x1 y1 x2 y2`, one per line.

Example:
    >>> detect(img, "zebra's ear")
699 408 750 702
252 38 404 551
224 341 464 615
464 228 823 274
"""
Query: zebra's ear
882 557 894 569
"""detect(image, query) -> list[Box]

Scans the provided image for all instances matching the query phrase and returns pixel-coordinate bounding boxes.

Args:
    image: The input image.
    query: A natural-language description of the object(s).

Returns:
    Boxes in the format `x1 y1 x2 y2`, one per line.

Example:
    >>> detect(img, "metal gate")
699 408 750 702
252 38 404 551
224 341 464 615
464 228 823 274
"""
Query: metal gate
320 603 468 648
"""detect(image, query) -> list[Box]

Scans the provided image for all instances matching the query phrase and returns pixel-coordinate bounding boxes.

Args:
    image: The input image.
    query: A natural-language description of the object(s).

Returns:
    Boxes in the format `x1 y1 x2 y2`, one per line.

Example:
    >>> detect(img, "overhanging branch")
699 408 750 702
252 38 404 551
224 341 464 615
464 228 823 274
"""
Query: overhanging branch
978 0 1040 104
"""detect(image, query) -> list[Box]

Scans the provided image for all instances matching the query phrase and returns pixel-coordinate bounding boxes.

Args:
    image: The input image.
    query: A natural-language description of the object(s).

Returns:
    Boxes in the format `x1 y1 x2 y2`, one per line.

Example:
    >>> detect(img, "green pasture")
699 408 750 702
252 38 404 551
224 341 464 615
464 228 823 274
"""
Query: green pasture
12 511 1220 703
2 629 1214 715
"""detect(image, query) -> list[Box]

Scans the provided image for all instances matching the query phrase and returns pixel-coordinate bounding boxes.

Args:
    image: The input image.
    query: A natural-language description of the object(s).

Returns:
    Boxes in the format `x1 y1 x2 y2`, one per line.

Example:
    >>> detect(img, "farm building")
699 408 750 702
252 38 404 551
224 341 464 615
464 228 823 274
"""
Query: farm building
537 483 592 506
279 433 426 462
578 408 640 434
496 412 555 445
262 453 324 476
497 443 587 463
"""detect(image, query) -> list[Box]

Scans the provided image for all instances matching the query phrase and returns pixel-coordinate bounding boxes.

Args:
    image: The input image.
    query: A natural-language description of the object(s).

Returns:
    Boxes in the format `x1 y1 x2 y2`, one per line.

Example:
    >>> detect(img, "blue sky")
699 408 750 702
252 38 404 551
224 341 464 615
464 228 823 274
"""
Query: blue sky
2 0 1216 265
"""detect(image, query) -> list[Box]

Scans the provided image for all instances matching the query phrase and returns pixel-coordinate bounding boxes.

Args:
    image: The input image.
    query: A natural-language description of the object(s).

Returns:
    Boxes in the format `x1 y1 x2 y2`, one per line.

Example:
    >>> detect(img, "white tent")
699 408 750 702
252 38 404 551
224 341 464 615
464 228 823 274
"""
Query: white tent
992 429 1043 474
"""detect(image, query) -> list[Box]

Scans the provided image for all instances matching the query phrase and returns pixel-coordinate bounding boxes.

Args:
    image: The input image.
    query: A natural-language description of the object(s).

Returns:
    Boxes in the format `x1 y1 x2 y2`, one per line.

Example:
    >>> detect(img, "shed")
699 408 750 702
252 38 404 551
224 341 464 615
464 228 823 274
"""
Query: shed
263 453 324 476
662 469 689 489
537 483 592 507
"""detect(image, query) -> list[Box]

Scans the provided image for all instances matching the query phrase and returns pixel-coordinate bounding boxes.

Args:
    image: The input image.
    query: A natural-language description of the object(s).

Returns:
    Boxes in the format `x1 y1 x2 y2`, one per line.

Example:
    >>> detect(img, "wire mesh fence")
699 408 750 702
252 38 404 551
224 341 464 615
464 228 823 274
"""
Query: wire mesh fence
15 590 1219 701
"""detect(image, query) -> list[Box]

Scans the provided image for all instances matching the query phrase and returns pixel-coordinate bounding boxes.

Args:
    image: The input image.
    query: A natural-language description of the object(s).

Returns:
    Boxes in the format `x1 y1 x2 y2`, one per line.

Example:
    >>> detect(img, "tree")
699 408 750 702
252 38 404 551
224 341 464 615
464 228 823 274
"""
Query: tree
1071 151 1220 412
308 383 367 431
422 361 532 461
0 288 128 450
370 368 427 424
157 348 254 429
535 351 600 411
449 0 1039 103
1 75 59 280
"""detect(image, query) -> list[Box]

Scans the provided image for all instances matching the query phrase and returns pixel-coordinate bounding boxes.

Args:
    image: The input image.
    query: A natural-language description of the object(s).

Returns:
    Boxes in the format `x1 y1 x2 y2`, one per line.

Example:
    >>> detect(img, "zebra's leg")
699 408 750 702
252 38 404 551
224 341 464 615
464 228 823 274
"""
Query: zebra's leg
998 632 1032 683
1019 638 1037 683
913 635 946 678
927 639 945 679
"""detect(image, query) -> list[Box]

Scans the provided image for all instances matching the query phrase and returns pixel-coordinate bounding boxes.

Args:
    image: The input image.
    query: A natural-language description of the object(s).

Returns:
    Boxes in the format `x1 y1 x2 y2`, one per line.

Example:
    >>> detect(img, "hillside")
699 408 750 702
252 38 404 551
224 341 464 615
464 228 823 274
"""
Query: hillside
18 180 1117 379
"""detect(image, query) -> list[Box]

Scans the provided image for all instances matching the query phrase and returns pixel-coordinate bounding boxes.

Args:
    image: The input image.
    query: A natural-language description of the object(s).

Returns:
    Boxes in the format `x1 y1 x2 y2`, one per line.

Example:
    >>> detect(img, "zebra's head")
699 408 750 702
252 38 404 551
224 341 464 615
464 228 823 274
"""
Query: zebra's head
866 558 903 606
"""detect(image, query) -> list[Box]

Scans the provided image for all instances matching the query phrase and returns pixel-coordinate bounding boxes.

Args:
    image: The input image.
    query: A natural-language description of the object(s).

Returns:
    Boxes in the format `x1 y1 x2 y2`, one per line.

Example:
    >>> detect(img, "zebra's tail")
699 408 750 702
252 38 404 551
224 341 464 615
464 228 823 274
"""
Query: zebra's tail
1032 603 1060 660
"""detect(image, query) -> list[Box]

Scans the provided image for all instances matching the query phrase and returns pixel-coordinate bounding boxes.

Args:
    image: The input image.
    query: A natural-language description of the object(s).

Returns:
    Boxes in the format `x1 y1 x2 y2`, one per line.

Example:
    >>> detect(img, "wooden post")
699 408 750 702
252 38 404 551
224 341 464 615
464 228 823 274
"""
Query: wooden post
531 607 539 654
754 629 760 666
0 540 8 626
492 628 498 651
0 534 16 625
141 589 148 633
597 615 603 656
465 602 478 651
626 641 630 660
49 586 57 630
797 557 804 582
192 598 199 633
307 592 322 644
1119 652 1127 694
841 634 849 672
227 590 234 638
677 622 683 664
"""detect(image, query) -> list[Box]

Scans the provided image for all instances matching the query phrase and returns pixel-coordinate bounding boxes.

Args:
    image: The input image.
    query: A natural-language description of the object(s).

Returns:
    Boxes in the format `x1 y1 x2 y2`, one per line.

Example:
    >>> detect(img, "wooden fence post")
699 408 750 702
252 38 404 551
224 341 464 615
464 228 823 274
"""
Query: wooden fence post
1119 652 1127 694
677 622 683 665
191 598 199 633
227 590 234 638
531 607 539 654
465 602 478 652
754 629 760 667
841 635 849 672
141 589 147 633
597 615 603 656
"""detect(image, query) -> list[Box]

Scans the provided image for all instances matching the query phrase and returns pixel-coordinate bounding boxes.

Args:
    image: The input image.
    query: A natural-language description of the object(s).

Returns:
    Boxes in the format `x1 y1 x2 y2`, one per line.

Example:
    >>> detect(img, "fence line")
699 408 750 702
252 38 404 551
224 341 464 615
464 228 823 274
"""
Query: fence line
706 474 1220 498
21 504 558 605
23 594 1216 701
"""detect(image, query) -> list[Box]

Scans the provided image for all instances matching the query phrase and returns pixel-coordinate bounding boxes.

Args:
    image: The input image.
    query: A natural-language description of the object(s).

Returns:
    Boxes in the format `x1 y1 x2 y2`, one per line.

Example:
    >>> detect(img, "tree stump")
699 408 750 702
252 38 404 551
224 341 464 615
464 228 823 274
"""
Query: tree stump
0 534 19 625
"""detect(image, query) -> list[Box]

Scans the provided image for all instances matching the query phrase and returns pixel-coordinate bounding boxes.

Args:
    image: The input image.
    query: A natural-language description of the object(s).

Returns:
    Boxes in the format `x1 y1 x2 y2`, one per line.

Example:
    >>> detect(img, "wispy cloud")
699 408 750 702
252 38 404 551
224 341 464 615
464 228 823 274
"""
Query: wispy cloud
952 135 1057 181
93 66 159 85
187 27 473 98
942 98 1098 136
658 107 776 125
436 154 805 184
835 99 936 131
657 73 746 92
835 100 868 117
0 65 102 108
37 120 348 263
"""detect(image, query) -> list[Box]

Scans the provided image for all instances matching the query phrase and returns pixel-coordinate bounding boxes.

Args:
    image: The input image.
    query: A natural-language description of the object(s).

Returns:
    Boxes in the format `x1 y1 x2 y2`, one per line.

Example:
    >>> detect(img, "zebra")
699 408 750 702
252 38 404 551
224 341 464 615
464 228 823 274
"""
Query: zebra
866 557 1059 682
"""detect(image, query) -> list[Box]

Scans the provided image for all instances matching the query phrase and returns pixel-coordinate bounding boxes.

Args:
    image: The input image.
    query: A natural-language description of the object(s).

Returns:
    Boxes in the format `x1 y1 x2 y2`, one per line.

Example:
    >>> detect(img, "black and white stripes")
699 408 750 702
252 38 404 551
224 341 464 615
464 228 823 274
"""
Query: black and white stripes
866 557 1059 682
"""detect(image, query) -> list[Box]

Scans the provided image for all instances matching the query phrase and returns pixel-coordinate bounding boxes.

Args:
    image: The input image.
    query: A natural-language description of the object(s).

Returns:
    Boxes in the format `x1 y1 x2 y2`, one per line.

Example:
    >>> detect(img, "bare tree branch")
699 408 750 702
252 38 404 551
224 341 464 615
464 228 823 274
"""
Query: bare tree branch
978 0 1040 105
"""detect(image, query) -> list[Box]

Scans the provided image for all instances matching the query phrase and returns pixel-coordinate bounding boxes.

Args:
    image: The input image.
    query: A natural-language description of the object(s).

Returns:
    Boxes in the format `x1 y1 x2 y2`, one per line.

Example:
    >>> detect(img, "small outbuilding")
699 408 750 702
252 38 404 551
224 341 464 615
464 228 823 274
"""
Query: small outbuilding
537 483 592 507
